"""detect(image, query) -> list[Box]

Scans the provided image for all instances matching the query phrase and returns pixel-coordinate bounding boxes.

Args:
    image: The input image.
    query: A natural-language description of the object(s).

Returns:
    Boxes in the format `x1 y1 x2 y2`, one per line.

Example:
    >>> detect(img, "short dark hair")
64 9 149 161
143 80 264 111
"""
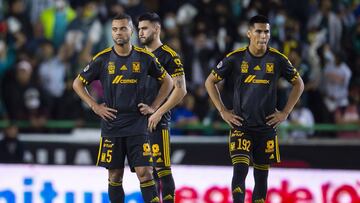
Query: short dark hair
249 15 269 27
112 13 133 29
138 12 161 24
112 13 133 23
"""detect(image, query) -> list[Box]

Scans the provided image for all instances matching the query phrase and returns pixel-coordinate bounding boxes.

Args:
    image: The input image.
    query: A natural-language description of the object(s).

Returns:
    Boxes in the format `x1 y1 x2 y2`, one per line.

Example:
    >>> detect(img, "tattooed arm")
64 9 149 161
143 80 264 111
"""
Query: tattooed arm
148 75 187 131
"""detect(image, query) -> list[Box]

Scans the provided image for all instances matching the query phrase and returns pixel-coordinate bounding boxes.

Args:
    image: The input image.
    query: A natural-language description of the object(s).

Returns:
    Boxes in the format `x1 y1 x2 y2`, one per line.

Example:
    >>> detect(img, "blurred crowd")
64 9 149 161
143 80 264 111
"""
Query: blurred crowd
0 0 359 138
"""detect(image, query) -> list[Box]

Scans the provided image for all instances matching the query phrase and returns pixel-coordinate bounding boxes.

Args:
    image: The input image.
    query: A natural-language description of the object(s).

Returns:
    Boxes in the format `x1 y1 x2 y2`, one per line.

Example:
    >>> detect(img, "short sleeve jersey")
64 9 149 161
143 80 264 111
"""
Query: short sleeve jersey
144 44 185 126
211 47 300 134
78 46 167 137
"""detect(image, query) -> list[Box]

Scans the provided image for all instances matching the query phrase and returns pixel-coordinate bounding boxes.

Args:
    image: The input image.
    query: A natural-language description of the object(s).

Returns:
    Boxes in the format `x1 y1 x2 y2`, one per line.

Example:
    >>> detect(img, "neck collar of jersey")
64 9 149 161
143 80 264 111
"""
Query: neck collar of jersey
247 46 269 58
112 46 133 58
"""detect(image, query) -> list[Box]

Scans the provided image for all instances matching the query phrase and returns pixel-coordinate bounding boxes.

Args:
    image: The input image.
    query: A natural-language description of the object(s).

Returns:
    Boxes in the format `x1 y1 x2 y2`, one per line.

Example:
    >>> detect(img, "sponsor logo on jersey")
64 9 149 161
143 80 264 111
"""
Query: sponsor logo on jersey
112 75 138 84
132 62 141 73
108 62 115 74
241 61 248 73
266 63 274 73
244 75 270 84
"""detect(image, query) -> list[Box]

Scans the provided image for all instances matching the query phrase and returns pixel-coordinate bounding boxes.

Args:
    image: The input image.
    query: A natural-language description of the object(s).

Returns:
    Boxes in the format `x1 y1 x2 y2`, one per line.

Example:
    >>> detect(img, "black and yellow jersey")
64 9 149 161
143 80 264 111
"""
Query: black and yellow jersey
78 46 167 137
144 44 185 126
212 47 300 134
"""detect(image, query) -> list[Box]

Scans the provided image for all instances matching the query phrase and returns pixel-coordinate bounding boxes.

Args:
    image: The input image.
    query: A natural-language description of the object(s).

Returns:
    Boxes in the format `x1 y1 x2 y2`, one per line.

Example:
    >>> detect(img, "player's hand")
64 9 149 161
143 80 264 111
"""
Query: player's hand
148 111 163 132
138 103 155 115
92 103 117 121
266 109 289 128
220 109 243 128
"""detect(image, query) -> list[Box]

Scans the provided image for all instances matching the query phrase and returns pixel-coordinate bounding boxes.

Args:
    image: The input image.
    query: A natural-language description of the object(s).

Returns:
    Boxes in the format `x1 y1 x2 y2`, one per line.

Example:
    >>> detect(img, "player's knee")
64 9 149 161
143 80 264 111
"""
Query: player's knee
135 166 153 181
108 169 124 182
155 167 171 173
155 167 172 178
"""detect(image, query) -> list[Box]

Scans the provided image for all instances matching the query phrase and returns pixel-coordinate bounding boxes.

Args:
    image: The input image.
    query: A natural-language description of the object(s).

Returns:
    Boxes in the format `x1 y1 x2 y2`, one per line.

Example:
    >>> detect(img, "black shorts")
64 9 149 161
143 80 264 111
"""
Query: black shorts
148 126 171 168
96 135 152 169
229 129 280 165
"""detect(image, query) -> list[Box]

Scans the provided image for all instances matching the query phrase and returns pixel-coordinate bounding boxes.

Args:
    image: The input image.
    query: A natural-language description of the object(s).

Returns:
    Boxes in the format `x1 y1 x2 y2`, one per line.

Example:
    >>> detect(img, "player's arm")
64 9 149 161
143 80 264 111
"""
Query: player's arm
283 77 304 115
138 54 174 117
73 77 117 121
205 73 243 128
154 74 186 115
146 72 173 130
151 72 173 111
266 76 304 128
148 74 187 131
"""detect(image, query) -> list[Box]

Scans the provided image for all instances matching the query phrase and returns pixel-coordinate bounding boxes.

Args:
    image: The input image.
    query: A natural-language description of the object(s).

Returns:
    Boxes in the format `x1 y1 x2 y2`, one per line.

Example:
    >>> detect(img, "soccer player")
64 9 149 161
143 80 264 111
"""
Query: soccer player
73 13 173 203
137 12 187 203
205 15 304 202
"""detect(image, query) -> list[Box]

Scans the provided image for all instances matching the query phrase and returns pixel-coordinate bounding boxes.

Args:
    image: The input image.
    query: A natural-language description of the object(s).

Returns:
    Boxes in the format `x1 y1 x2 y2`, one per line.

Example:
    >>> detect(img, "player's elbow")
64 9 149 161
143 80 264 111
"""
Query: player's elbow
294 77 304 94
72 78 83 92
176 86 187 100
205 75 215 91
161 74 173 91
181 87 187 97
175 82 187 97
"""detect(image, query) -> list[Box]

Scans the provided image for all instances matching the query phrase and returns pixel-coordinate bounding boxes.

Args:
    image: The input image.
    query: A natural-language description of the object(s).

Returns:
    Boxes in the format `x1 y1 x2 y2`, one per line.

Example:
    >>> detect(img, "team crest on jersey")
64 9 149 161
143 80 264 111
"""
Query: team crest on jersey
266 63 274 74
83 64 89 72
132 62 141 73
216 61 223 69
241 61 248 73
108 62 115 74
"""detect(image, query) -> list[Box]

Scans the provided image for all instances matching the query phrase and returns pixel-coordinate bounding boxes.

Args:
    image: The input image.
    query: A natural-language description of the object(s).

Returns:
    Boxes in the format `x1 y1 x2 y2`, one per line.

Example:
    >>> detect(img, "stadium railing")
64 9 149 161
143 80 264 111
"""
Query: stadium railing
0 120 359 139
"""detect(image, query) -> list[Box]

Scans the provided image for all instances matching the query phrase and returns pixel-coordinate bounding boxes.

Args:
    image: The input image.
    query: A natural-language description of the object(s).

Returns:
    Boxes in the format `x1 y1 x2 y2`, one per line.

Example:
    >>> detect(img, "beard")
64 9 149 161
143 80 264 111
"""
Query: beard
113 36 130 46
139 33 155 46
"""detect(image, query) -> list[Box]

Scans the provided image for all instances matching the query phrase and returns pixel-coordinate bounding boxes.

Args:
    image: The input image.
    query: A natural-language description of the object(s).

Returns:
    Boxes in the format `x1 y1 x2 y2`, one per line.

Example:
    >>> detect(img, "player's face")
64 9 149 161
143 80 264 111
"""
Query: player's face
112 19 133 46
248 23 270 51
138 20 157 46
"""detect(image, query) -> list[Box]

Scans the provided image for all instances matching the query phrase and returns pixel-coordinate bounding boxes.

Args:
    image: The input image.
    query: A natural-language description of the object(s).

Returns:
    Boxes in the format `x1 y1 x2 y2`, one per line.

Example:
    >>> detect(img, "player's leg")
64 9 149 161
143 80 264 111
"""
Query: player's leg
155 166 175 203
151 127 175 203
96 137 126 203
108 169 125 203
252 164 269 203
128 135 160 202
229 129 252 203
252 134 280 202
232 162 250 203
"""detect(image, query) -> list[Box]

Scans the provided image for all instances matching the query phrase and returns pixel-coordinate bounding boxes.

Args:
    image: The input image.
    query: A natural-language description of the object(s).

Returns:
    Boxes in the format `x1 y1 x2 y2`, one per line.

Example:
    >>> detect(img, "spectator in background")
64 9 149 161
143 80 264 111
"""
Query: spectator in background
0 38 16 79
2 60 48 131
307 0 343 51
288 48 311 105
65 1 102 54
6 0 33 39
40 0 76 48
287 99 315 139
38 41 71 119
0 123 24 163
322 47 352 121
334 85 360 138
189 32 215 86
171 94 199 135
